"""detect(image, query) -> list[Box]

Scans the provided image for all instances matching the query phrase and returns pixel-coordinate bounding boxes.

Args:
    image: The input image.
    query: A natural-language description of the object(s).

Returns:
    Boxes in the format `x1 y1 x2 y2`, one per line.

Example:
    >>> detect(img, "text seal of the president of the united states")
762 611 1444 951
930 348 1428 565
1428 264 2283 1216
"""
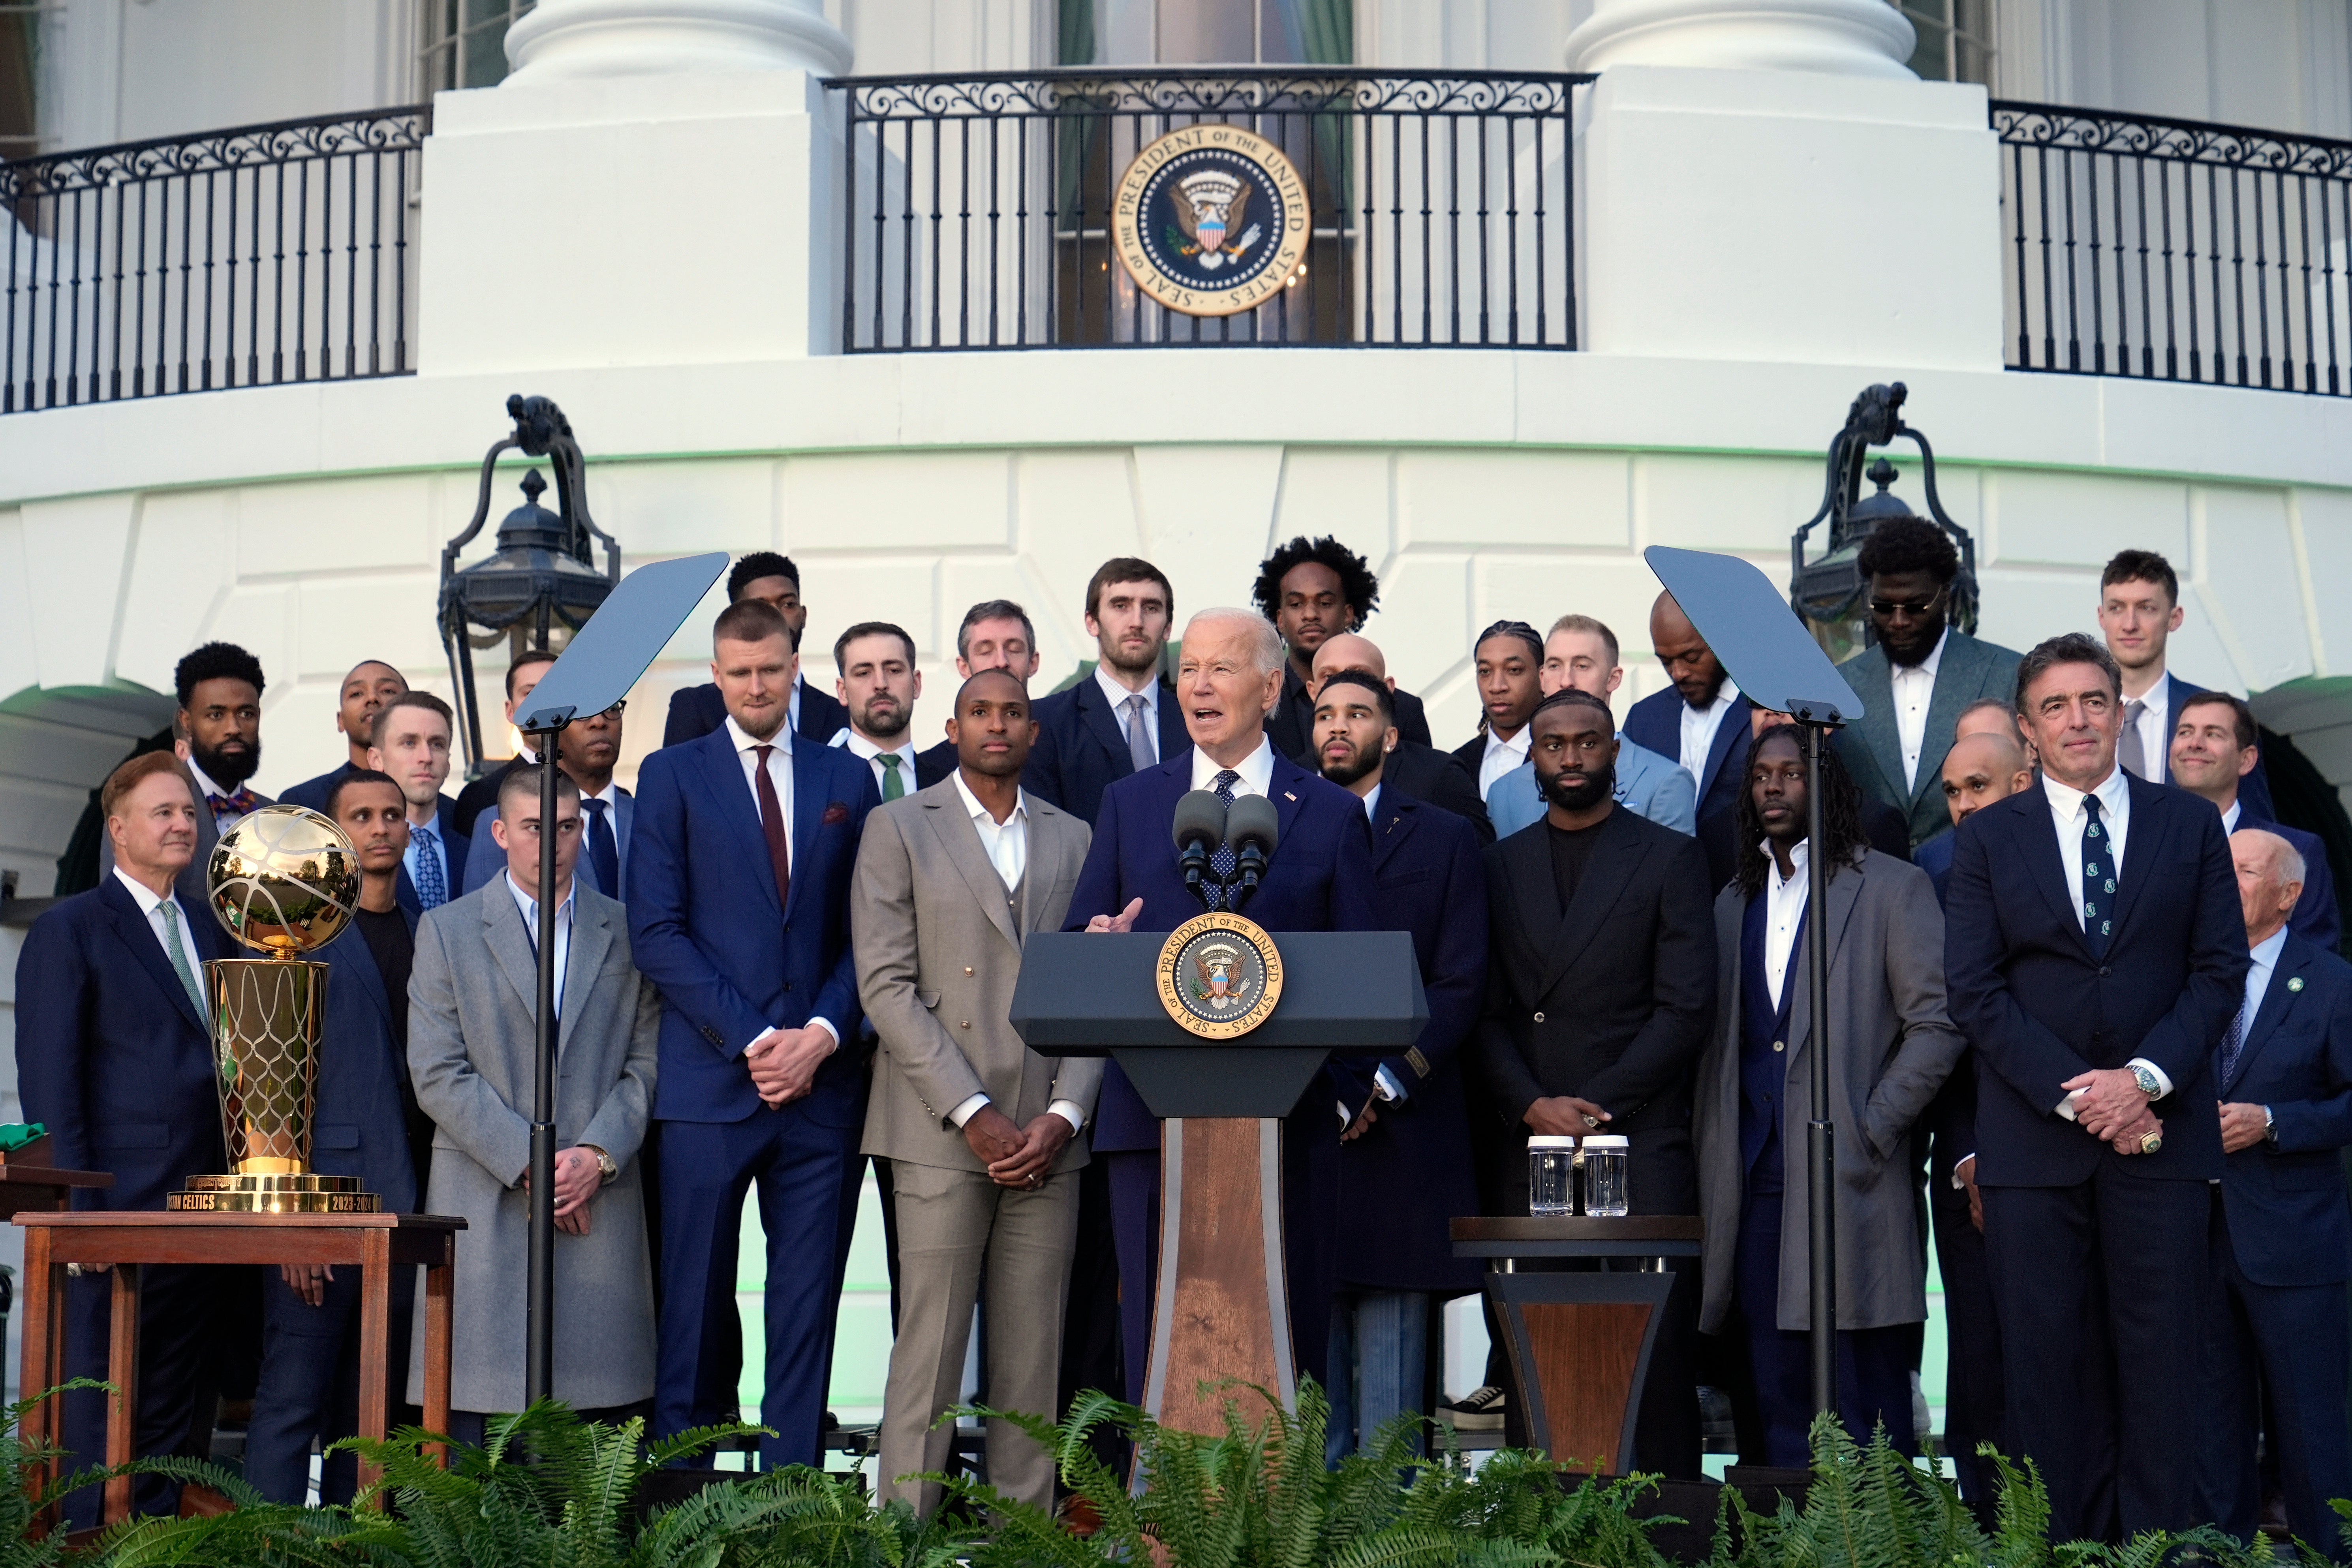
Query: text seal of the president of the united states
1112 124 1310 319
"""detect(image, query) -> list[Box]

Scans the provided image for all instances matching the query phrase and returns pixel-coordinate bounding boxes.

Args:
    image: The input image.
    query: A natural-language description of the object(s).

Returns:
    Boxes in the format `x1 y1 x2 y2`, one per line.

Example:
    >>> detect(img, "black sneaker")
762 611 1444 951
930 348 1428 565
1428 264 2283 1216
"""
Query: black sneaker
1439 1385 1507 1432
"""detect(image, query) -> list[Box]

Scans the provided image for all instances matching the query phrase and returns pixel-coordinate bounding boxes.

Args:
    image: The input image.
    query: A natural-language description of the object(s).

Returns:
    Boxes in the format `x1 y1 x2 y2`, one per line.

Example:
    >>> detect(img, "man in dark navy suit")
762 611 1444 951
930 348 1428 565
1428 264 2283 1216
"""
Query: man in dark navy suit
15 753 235 1524
1311 671 1484 1457
1066 607 1380 1401
461 695 633 901
1024 558 1189 826
1308 634 1488 843
280 661 409 815
2098 548 2275 820
246 771 421 1505
628 597 881 1469
1946 632 2248 1543
914 601 1043 784
2170 692 2338 952
1623 592 1754 830
1251 536 1433 757
662 552 849 748
2199 827 2352 1556
366 691 466 918
452 650 558 842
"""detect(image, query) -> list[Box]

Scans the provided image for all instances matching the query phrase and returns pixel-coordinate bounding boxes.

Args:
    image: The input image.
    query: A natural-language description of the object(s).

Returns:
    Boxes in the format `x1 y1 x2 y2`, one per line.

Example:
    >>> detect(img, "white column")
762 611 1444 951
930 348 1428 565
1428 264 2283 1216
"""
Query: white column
417 0 854 375
1565 0 1917 77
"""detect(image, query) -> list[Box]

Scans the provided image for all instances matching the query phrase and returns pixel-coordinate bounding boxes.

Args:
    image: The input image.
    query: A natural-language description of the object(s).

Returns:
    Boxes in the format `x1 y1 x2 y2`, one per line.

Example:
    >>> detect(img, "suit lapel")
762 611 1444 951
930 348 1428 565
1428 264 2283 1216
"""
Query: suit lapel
1370 793 1414 871
1542 811 1651 994
2010 792 2095 958
100 879 207 1032
2110 776 2168 941
560 895 615 1043
1911 638 1983 808
786 741 831 924
1785 857 1865 1065
1157 684 1189 763
1848 653 1906 800
482 884 544 1020
1700 696 1754 808
923 791 1023 950
1075 678 1134 770
1266 753 1313 857
696 731 783 918
2233 942 2310 1085
329 918 395 1034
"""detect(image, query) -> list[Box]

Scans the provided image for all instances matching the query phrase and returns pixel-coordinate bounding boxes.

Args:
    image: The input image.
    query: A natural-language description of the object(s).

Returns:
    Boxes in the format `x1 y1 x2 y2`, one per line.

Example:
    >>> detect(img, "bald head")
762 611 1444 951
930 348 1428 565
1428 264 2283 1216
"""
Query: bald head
1648 591 1726 712
1311 632 1389 689
2232 827 2307 948
1940 730 2032 828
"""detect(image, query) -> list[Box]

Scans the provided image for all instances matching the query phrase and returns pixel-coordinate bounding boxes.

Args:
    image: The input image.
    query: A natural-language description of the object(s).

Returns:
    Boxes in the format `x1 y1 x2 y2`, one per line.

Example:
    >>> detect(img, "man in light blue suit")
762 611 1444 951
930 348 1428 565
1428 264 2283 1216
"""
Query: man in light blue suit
1489 614 1696 838
1830 517 2020 851
627 598 881 1470
462 698 632 901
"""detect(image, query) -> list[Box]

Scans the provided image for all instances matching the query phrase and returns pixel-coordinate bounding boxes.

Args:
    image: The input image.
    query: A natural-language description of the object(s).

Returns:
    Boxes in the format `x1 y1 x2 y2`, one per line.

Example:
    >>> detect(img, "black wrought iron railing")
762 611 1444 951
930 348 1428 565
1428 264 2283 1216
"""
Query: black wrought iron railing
830 69 1593 351
1996 101 2352 397
1 105 427 415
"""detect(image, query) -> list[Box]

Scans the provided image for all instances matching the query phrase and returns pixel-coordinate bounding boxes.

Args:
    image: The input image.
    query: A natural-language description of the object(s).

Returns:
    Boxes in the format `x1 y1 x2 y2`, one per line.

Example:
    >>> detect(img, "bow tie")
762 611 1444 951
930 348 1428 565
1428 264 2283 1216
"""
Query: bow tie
209 788 260 817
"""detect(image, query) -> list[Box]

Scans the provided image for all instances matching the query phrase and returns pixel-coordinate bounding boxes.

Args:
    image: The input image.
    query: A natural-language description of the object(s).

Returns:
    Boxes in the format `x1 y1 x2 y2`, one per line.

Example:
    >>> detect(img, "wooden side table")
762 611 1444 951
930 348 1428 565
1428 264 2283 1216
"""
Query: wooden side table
15 1210 466 1527
1450 1216 1704 1475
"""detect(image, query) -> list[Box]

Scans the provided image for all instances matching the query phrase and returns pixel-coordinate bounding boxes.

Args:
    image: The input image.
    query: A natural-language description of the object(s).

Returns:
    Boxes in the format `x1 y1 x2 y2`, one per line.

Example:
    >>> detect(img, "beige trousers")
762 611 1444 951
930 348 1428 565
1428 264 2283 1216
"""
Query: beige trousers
877 1157 1080 1514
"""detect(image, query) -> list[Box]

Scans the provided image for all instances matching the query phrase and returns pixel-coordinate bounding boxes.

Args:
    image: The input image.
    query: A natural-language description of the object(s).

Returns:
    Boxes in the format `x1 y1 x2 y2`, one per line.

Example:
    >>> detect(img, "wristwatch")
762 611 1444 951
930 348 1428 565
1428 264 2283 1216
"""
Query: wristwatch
2263 1105 2277 1146
581 1144 618 1183
2129 1064 2162 1098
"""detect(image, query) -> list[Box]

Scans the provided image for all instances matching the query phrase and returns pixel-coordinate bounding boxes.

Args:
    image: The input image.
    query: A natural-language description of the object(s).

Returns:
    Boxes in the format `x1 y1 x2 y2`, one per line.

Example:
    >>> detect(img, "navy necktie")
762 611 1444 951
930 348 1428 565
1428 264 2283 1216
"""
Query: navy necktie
2219 990 2251 1090
583 797 620 899
1207 770 1240 909
411 823 447 911
2080 795 2114 959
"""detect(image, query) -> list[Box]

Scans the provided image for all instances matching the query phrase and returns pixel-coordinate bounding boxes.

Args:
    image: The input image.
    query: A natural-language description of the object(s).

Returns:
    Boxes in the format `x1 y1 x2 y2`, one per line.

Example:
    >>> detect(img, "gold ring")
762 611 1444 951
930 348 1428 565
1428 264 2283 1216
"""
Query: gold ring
2138 1131 2162 1155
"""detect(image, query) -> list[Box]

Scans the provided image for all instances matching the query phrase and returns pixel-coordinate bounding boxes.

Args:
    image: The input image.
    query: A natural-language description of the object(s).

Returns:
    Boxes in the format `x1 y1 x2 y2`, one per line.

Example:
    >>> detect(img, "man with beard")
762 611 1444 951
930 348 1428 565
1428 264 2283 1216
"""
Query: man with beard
1832 518 2020 851
1311 670 1484 1457
663 553 850 747
1252 535 1433 757
1625 594 1755 831
1488 616 1696 839
281 662 409 814
829 622 952 800
103 642 274 910
1469 688 1715 1472
1306 633 1489 842
1024 559 1190 825
461 684 633 901
1453 622 1546 806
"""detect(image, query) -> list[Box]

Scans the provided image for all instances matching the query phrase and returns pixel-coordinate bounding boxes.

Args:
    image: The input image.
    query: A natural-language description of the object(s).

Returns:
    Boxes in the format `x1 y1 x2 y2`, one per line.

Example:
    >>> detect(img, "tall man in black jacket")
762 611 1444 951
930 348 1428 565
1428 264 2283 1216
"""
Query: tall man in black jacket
1473 688 1715 1476
1945 632 2247 1543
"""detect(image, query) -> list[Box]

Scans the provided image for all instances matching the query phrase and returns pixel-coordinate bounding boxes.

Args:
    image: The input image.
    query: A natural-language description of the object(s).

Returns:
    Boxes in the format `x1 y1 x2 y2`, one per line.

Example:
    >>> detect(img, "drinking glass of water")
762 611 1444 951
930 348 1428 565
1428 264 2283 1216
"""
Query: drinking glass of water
1527 1136 1576 1216
1581 1134 1630 1217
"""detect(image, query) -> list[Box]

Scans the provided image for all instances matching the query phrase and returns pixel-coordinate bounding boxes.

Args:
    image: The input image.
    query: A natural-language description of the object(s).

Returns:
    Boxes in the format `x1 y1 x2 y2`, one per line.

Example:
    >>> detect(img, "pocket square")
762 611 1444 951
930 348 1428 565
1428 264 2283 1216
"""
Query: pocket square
822 802 852 825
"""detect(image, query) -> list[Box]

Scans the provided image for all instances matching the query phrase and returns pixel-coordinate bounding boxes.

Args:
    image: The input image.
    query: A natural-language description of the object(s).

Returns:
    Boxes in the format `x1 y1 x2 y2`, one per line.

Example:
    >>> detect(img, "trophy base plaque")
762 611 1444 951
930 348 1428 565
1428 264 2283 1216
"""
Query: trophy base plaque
168 1172 381 1214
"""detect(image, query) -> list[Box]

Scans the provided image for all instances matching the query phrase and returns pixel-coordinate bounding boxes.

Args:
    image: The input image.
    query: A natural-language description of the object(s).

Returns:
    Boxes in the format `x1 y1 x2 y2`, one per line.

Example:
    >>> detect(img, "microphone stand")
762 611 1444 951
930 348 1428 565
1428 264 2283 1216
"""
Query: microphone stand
1792 705 1843 1418
523 713 573 1408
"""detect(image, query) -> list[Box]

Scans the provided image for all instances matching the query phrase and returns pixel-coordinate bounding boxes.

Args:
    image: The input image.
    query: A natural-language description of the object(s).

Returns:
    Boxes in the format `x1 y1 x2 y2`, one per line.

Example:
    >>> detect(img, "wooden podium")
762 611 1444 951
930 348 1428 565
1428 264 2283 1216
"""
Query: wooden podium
1451 1216 1703 1475
1012 929 1425 1433
15 1210 465 1527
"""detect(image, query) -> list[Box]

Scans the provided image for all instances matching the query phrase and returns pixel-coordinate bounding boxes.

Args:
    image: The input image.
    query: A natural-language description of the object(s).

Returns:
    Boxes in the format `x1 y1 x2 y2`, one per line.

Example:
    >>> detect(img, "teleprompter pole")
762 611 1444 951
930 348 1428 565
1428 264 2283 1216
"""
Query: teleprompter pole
526 718 571 1406
1800 716 1838 1418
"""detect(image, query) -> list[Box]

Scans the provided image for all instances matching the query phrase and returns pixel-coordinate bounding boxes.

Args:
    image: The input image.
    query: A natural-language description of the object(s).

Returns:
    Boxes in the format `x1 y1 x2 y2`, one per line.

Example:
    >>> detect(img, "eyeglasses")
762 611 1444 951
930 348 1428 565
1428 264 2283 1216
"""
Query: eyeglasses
589 699 627 720
1869 587 1947 619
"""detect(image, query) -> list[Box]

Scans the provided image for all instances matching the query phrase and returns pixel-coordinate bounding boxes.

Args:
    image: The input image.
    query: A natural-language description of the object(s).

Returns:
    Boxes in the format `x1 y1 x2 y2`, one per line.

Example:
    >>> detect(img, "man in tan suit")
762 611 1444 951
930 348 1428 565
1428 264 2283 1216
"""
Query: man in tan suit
854 668 1101 1513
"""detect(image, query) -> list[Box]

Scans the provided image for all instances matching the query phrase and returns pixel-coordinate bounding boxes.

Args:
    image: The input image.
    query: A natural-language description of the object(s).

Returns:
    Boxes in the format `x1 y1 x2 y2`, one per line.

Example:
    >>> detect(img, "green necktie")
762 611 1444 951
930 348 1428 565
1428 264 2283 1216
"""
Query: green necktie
157 899 209 1018
879 753 906 802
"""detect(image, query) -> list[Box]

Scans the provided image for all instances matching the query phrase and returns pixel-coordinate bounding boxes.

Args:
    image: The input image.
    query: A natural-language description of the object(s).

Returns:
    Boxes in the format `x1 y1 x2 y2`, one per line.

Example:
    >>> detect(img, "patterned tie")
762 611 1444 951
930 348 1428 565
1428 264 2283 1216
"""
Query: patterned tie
2081 795 2115 958
2219 989 2252 1090
2116 699 2148 779
878 753 906 802
1206 769 1240 909
208 787 259 826
582 798 620 899
411 823 447 911
157 899 209 1018
1125 694 1155 774
752 745 792 912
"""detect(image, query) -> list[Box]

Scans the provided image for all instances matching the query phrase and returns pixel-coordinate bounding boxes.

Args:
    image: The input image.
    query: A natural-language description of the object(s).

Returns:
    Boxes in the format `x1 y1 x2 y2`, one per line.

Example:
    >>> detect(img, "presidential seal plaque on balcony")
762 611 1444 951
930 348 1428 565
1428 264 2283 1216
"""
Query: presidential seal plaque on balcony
1113 125 1309 317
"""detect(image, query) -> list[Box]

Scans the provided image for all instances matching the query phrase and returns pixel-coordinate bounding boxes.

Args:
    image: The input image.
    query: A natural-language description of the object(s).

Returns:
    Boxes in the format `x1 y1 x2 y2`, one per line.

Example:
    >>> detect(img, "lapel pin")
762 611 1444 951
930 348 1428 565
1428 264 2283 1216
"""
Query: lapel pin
2290 976 2306 992
1284 791 1297 801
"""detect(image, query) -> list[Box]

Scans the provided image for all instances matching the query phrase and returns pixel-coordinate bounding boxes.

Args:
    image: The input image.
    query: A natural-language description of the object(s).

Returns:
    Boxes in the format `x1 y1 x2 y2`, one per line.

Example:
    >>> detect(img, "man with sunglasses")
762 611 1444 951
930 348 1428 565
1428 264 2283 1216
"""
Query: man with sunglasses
462 696 635 901
1834 517 2020 851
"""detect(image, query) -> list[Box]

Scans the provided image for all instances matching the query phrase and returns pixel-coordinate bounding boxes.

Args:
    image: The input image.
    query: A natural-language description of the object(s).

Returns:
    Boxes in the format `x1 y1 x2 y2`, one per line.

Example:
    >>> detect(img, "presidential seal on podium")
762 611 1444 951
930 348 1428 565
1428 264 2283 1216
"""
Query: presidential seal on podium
1156 910 1284 1039
167 803 381 1215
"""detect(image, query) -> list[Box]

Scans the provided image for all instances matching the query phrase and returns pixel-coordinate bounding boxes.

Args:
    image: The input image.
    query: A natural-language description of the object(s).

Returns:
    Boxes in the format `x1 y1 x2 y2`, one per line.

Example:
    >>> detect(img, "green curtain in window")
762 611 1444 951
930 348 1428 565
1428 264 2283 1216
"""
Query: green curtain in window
0 8 38 160
1055 0 1101 231
1283 0 1355 217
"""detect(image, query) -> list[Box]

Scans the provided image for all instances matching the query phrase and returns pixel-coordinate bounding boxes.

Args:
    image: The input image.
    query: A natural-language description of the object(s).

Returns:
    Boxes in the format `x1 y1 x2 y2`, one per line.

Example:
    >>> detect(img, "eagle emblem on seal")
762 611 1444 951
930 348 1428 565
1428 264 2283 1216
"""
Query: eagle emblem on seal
1168 171 1262 272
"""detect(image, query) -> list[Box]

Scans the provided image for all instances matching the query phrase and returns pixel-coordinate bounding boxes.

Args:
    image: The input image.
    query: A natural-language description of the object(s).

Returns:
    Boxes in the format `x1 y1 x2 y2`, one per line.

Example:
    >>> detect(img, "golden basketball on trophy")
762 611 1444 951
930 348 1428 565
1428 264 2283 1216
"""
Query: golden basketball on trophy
168 803 381 1215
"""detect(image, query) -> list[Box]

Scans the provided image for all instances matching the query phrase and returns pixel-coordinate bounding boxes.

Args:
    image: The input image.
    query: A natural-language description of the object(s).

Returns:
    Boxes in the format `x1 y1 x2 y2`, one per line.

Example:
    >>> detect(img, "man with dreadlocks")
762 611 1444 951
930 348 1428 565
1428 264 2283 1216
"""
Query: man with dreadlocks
1252 535 1434 759
1691 724 1962 1466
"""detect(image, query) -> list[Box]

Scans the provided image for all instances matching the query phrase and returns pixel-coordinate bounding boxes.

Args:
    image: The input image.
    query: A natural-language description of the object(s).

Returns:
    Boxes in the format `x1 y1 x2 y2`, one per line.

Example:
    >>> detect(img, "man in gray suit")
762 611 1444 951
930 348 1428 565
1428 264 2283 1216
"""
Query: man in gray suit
853 669 1101 1514
1832 518 2021 850
406 764 661 1440
1692 723 1961 1463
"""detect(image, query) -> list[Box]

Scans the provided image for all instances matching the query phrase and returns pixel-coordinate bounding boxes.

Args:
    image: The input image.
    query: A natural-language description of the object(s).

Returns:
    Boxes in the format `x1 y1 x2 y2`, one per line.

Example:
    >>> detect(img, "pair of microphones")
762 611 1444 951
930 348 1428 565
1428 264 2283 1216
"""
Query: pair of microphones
1171 790 1279 913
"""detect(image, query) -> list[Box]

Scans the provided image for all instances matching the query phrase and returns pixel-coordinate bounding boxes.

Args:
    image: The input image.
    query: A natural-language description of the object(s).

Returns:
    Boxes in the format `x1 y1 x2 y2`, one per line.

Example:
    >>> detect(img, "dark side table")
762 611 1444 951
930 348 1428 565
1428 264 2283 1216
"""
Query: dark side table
1451 1215 1704 1475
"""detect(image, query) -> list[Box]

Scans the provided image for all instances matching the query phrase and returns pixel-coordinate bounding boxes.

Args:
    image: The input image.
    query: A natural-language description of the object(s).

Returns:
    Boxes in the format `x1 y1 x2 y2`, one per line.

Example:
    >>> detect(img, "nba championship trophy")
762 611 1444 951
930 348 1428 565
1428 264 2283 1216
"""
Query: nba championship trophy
167 803 378 1215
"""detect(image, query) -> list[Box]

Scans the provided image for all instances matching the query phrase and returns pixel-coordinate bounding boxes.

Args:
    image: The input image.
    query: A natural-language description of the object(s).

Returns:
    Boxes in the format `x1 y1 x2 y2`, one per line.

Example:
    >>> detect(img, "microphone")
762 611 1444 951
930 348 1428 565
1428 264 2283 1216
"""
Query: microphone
1171 791 1229 912
1225 795 1280 912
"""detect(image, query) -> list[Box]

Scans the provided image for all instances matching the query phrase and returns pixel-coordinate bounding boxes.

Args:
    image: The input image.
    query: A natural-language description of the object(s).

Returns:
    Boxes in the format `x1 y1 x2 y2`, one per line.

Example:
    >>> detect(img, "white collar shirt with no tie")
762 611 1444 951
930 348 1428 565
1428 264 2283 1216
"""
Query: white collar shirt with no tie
1678 678 1742 790
1190 733 1276 797
1763 838 1811 1012
503 873 577 1018
720 715 841 1051
2039 765 2171 1109
1478 726 1532 802
1886 628 1950 794
113 867 208 1006
831 726 920 799
1096 665 1160 765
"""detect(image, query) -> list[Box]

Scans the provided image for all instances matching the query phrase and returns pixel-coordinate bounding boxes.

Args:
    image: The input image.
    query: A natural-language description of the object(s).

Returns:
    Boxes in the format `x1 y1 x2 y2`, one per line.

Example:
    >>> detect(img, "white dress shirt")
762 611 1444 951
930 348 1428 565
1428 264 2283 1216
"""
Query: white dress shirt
503 873 577 1017
1763 839 1810 1011
941 772 1084 1136
2041 766 2171 1110
2239 924 2290 1055
789 672 805 734
1191 734 1277 797
1678 678 1742 789
1097 665 1161 765
1477 726 1532 802
113 867 207 996
1888 628 1949 794
722 715 839 1050
1360 782 1383 821
2222 800 2243 833
831 726 921 800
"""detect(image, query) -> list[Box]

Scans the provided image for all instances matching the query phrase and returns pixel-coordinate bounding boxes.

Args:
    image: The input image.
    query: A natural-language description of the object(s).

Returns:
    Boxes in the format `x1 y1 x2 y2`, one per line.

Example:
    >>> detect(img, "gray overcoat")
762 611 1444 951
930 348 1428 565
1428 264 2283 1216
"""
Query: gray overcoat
404 881 660 1413
1693 847 1963 1333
